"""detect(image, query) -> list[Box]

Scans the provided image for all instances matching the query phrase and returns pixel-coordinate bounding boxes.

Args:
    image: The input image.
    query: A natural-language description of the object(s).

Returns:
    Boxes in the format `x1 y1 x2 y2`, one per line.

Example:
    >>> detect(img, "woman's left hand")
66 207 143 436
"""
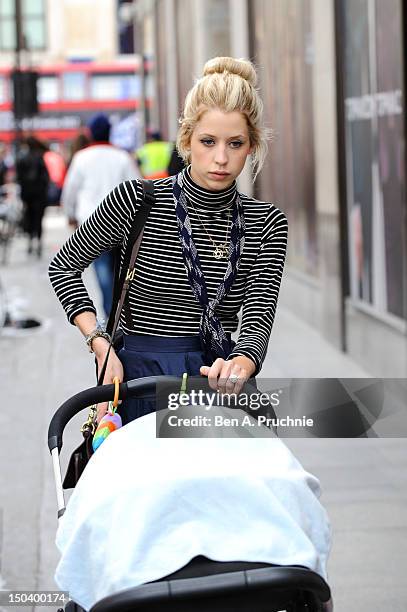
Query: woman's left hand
200 356 256 395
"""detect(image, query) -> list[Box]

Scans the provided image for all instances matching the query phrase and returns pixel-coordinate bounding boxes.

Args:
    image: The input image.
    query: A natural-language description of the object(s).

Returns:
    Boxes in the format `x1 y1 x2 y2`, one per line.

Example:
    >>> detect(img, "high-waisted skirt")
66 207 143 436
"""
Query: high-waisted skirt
115 334 276 430
117 334 208 425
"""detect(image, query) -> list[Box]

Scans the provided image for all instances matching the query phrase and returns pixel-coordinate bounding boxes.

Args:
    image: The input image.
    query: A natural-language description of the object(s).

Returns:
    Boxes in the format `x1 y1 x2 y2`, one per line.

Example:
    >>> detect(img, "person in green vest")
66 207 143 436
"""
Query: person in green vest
136 131 173 179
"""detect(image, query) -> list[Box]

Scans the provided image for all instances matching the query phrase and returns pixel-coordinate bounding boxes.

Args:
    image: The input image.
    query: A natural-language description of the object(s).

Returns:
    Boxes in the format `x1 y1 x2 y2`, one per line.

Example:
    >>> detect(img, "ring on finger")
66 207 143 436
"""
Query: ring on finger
228 373 240 384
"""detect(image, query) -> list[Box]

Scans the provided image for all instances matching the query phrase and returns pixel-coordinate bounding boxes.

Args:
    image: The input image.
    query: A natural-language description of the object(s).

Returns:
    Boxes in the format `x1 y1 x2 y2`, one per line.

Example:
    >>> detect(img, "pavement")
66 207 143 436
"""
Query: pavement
0 207 406 612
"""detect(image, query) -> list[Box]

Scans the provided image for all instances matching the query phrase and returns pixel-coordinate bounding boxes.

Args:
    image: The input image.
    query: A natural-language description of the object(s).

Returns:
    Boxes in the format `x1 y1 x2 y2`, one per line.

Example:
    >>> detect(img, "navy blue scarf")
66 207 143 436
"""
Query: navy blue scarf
172 171 245 364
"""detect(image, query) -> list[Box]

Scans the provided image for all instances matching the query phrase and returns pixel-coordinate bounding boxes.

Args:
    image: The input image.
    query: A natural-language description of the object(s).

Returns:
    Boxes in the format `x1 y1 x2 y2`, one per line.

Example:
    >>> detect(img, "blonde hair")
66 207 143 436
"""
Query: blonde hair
177 57 271 182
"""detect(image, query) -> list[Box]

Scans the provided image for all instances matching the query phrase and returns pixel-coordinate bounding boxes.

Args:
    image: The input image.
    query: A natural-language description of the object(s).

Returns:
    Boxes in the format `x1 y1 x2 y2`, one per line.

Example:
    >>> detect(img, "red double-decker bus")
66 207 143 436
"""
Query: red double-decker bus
0 61 151 144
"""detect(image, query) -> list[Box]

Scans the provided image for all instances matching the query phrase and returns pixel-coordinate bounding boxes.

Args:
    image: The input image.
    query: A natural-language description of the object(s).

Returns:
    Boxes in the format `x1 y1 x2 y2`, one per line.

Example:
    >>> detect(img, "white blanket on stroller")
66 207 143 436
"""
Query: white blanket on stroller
55 411 331 611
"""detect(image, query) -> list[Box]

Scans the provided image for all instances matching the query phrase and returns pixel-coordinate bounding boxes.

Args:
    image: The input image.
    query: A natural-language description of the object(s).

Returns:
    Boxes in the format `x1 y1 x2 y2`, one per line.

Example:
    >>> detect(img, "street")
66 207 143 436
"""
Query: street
0 208 406 611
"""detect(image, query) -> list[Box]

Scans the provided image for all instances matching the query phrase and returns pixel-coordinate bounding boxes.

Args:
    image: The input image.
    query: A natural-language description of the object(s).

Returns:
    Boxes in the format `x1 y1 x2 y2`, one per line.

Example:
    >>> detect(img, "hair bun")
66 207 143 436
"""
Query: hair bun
203 57 257 87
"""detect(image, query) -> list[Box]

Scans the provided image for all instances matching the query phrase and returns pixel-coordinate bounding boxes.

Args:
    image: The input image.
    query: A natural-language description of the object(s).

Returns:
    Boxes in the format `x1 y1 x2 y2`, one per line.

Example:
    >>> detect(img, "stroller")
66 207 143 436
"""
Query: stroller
48 376 331 612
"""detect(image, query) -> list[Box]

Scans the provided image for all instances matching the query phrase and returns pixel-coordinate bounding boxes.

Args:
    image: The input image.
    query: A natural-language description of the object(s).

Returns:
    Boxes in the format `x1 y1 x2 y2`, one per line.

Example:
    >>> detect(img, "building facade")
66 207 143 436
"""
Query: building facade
135 0 407 376
335 0 407 376
0 0 132 65
0 0 147 146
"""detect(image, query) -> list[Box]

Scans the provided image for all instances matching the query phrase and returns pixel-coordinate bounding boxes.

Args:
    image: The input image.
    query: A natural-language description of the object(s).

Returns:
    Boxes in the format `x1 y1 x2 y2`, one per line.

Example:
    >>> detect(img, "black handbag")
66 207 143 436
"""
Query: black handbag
62 179 155 489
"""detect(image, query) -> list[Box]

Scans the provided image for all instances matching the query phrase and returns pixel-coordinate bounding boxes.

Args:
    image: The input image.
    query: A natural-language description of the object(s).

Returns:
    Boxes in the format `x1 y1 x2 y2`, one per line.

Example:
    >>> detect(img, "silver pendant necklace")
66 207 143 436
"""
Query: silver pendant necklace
213 244 228 260
188 199 232 260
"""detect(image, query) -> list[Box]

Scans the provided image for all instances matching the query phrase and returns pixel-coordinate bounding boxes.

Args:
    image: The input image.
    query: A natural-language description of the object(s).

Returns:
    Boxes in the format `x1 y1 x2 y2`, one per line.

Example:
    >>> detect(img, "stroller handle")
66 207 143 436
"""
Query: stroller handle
47 375 179 453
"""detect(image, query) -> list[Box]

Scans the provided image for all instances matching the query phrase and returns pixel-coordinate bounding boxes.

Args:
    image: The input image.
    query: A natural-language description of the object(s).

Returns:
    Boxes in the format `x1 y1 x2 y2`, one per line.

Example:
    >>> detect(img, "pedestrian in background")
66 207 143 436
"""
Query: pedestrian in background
16 136 50 258
0 143 9 187
43 145 67 206
61 114 140 317
135 130 173 179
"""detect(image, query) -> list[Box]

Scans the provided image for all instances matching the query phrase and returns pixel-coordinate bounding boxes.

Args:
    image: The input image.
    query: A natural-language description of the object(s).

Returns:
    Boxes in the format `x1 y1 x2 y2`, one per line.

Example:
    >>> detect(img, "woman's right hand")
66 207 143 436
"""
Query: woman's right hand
93 337 124 424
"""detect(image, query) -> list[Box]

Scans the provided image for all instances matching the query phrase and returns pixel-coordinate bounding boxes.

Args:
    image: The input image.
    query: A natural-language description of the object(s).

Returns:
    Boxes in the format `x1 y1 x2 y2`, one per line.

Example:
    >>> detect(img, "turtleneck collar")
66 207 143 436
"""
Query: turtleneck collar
181 164 237 213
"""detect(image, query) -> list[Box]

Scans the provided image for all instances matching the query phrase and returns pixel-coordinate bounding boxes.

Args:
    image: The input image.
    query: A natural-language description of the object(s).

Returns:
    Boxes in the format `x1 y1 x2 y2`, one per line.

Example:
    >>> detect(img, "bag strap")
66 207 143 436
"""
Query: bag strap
106 179 155 336
107 181 153 334
98 179 155 386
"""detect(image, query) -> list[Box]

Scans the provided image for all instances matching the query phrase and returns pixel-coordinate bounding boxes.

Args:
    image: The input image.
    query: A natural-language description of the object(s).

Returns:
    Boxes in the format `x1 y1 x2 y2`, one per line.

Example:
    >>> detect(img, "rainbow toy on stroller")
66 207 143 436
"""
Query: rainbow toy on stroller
48 376 332 612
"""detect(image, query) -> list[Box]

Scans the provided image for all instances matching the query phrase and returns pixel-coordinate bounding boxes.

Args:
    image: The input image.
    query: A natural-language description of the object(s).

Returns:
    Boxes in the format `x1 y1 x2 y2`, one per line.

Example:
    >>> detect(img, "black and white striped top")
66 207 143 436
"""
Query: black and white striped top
49 165 288 373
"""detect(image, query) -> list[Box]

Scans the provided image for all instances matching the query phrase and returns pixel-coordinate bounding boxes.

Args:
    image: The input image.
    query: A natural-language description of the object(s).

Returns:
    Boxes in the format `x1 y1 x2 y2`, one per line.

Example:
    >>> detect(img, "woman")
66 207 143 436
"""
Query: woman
50 57 333 610
49 56 288 424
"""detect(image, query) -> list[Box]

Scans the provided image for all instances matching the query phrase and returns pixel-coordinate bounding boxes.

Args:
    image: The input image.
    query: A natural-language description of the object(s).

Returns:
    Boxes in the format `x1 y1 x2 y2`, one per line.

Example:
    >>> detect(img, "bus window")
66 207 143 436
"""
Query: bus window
38 75 59 103
0 75 7 104
90 73 140 101
62 72 86 101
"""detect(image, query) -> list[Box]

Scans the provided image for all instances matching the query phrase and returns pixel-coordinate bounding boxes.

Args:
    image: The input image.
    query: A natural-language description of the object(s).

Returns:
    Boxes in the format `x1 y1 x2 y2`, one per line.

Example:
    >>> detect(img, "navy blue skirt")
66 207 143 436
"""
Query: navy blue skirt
117 335 207 425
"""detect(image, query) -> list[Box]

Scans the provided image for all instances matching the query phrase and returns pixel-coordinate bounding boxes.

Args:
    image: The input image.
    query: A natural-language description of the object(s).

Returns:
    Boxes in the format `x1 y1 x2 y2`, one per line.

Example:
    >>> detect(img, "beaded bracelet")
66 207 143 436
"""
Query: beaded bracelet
85 327 111 353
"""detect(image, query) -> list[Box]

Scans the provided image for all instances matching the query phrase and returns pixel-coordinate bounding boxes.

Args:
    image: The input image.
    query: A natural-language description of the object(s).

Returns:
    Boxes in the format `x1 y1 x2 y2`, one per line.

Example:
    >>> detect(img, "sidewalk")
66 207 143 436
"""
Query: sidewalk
0 208 405 612
262 309 371 378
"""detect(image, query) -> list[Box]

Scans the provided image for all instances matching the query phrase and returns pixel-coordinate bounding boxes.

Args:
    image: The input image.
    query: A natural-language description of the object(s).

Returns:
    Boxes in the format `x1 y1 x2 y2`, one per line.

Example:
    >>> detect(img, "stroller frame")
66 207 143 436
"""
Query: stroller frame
48 376 331 612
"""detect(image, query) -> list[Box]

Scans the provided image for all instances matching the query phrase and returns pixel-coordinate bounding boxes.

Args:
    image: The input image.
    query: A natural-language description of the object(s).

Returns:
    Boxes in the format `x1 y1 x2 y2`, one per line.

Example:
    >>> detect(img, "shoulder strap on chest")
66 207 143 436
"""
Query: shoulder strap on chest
106 179 155 336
